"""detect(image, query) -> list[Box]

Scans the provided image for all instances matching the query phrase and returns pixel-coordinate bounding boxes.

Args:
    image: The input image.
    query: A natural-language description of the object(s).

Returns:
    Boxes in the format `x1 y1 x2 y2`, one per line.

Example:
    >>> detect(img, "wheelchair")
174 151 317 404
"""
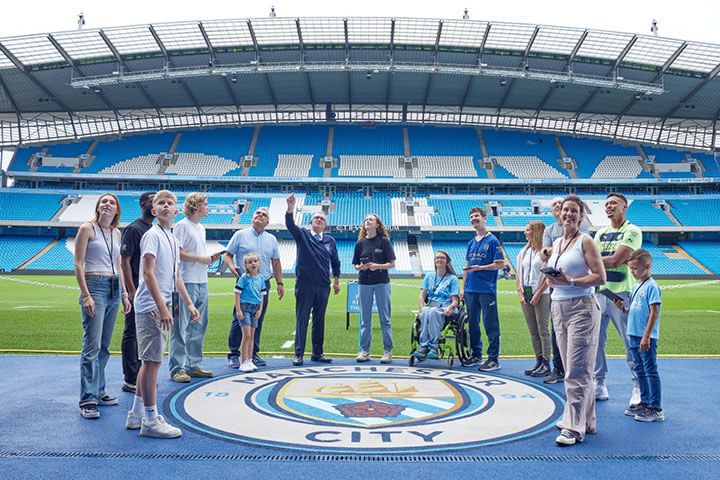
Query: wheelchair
408 303 470 369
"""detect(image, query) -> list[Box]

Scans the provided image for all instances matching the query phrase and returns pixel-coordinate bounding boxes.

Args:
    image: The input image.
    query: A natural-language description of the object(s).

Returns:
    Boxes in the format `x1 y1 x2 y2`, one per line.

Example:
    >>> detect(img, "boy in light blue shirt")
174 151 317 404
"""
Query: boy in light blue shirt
614 248 664 422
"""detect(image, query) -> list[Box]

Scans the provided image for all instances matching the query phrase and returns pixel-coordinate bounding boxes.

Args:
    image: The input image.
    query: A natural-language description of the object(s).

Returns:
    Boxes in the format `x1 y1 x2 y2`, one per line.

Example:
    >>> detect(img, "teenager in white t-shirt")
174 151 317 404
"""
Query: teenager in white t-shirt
127 190 199 439
168 193 221 382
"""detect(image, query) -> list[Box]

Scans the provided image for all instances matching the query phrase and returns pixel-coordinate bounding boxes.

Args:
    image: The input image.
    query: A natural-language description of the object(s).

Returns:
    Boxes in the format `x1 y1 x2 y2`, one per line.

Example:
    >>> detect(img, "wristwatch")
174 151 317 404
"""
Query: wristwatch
569 278 576 287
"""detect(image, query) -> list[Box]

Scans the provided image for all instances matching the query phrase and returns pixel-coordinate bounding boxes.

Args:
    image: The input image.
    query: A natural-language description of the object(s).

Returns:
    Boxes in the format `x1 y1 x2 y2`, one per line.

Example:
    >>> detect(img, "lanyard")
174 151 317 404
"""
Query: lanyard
554 230 579 269
96 222 115 276
157 225 177 292
433 273 448 291
629 277 650 306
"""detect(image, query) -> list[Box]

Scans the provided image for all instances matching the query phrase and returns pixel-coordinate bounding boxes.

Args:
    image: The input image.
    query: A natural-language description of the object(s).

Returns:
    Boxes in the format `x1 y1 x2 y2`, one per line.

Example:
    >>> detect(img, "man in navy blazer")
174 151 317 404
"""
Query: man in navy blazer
285 194 341 366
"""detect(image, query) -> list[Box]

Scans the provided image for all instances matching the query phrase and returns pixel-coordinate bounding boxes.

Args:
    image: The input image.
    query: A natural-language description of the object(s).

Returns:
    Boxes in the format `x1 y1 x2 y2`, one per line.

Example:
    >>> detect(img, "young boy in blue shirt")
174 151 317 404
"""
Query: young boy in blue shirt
614 248 664 422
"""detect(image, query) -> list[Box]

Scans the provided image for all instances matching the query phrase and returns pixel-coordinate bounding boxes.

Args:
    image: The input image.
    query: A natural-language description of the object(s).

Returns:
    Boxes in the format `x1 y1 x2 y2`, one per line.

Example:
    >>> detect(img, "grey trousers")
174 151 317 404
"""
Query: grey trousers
520 294 551 359
595 293 638 388
552 295 601 441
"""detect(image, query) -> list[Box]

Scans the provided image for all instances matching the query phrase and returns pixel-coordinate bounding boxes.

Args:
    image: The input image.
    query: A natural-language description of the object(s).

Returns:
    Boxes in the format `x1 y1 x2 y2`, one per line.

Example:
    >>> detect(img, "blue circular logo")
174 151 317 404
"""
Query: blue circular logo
168 365 564 453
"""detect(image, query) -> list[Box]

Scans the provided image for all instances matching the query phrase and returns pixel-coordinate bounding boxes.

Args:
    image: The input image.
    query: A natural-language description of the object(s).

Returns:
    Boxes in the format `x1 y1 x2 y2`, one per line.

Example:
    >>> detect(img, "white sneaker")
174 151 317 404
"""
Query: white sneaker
595 383 609 401
356 351 371 362
239 361 255 372
140 415 182 438
126 411 142 430
630 386 641 406
380 350 393 364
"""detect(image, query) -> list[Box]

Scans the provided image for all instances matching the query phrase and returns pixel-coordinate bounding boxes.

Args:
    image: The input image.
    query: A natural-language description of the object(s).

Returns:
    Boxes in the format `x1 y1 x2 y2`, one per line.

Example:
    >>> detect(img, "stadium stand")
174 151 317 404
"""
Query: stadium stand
337 155 403 178
88 133 176 173
431 240 469 272
333 125 404 156
640 243 706 275
25 237 75 271
391 238 413 274
274 154 314 177
407 126 481 156
494 156 567 179
417 156 478 178
278 239 297 275
560 136 646 179
175 127 253 163
0 236 54 272
100 154 162 175
591 156 645 179
427 198 456 227
626 200 675 227
166 153 240 176
670 199 720 226
251 125 329 177
327 192 393 227
0 191 64 221
678 241 720 274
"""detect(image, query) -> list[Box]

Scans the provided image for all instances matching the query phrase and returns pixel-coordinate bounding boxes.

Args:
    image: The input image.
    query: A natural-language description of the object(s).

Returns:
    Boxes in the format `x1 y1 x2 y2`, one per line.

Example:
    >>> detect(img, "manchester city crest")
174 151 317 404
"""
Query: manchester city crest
168 366 564 453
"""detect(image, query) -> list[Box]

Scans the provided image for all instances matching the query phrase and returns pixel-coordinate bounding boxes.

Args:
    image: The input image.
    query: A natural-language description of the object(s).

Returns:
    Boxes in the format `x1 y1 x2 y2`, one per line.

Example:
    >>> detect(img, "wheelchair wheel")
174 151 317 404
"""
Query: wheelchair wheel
455 314 471 364
410 316 421 344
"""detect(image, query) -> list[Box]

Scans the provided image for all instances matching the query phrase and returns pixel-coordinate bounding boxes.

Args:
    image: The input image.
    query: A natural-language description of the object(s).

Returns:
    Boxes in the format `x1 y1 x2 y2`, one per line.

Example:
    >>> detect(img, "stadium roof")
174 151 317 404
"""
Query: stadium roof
0 17 718 150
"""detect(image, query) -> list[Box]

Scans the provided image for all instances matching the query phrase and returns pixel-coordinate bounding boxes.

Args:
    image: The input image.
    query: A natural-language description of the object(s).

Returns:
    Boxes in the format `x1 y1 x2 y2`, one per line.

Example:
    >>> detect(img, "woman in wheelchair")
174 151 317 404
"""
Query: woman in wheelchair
414 251 459 360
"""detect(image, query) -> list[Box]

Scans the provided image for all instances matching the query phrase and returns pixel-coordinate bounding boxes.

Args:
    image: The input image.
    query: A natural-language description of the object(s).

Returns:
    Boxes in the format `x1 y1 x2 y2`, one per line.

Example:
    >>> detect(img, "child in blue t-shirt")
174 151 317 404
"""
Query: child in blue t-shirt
614 248 664 422
234 253 267 373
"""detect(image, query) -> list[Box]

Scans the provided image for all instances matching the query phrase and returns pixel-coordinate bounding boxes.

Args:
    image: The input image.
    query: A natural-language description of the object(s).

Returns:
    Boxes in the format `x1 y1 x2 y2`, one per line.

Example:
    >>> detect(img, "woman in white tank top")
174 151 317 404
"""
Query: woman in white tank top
74 193 131 419
541 195 606 446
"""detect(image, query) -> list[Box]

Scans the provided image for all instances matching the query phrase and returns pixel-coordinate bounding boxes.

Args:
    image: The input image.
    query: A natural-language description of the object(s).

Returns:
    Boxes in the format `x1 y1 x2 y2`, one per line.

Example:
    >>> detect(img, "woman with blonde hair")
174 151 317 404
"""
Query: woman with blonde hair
517 220 551 377
352 213 396 363
74 193 131 419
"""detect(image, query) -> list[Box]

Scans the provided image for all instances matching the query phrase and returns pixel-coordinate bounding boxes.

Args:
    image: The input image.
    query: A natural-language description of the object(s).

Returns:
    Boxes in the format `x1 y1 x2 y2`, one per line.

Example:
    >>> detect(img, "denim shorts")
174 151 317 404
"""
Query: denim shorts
237 302 261 328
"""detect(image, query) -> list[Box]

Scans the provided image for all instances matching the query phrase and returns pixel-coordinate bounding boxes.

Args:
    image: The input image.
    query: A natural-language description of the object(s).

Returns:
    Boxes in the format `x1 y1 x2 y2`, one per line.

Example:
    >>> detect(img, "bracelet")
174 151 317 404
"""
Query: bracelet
277 282 284 286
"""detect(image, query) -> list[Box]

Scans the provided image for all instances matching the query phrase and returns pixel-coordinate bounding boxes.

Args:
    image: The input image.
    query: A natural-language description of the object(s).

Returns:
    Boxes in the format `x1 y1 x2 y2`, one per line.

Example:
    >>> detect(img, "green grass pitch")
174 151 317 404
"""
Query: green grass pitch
0 275 718 357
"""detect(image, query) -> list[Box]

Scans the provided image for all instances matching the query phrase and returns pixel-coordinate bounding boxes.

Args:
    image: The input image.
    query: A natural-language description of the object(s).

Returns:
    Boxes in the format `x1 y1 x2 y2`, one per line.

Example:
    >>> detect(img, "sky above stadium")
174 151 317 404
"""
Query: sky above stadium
0 0 718 44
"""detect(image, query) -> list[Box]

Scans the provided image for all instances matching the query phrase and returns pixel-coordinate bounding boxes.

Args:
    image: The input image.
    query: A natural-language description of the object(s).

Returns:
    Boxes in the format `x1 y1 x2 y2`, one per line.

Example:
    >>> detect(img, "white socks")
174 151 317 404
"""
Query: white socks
131 395 144 416
144 405 158 421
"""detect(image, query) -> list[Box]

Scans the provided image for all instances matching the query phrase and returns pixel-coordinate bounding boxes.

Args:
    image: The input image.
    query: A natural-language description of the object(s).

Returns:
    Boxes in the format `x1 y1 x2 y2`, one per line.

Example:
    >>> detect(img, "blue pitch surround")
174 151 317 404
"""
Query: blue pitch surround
1 356 719 479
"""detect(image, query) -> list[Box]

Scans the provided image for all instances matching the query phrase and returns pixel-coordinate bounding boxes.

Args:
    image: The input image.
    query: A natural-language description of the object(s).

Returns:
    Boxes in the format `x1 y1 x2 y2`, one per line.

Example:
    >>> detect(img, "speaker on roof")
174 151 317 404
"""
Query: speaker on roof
325 102 336 121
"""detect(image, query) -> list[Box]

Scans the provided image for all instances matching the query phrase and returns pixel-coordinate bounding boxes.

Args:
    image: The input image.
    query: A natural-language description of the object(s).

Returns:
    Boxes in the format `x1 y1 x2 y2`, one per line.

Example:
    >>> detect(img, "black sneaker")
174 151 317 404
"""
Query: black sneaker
98 394 119 406
121 381 136 393
463 355 481 367
544 370 565 384
624 403 645 417
80 404 100 419
292 356 304 366
310 355 332 363
478 359 500 371
252 355 267 367
634 407 665 422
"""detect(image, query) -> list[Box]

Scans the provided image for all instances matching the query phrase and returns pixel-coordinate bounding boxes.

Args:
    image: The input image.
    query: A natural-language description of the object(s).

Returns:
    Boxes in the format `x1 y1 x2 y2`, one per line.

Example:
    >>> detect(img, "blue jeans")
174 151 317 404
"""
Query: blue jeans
419 305 453 350
228 279 270 359
79 275 120 406
629 335 661 409
169 283 209 375
358 282 392 352
465 292 500 361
